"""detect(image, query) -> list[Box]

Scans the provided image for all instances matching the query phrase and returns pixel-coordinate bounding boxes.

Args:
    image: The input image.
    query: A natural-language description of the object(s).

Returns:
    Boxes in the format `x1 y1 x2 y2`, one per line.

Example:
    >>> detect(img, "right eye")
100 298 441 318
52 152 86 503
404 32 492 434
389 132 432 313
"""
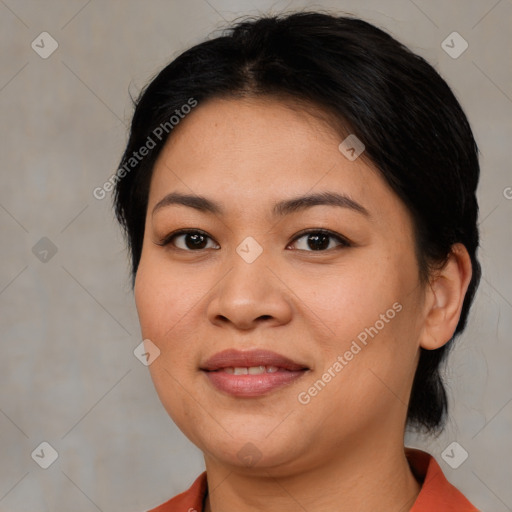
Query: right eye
156 229 220 251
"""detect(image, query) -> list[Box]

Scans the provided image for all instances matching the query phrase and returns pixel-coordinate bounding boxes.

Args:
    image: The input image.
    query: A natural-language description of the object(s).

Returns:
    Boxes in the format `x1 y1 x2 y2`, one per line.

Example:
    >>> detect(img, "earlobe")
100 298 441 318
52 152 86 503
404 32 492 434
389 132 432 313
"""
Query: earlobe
420 243 473 350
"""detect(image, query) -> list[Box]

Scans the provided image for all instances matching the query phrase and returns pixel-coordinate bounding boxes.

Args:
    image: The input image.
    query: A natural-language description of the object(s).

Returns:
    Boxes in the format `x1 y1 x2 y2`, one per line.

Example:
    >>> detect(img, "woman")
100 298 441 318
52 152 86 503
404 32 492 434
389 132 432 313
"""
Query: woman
114 11 481 511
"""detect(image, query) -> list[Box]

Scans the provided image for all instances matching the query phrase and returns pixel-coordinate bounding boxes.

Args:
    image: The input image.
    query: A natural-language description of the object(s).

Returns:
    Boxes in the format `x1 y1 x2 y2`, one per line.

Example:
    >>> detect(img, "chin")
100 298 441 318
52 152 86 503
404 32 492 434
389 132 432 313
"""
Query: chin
198 430 305 471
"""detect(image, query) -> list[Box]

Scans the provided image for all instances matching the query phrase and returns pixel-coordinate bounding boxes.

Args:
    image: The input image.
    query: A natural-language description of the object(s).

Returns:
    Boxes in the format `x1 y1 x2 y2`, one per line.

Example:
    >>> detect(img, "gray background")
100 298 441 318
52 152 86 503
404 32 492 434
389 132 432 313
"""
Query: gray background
0 0 511 511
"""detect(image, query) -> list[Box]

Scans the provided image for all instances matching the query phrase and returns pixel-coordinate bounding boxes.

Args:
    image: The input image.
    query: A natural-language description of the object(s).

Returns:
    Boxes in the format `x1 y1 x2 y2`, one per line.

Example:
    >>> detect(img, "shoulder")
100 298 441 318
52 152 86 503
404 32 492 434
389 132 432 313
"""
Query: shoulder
145 472 208 512
406 448 480 511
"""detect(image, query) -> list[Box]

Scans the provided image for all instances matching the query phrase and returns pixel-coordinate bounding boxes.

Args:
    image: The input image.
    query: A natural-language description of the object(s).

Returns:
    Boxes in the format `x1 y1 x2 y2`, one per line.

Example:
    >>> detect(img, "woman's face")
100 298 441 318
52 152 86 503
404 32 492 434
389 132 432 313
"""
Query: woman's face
134 97 428 474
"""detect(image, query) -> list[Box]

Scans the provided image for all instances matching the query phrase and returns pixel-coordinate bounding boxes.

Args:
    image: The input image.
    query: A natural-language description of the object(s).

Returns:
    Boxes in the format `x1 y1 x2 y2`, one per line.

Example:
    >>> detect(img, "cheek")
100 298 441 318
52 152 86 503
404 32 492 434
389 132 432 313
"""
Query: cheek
134 255 205 431
134 253 201 378
303 250 421 396
135 252 193 338
307 256 406 347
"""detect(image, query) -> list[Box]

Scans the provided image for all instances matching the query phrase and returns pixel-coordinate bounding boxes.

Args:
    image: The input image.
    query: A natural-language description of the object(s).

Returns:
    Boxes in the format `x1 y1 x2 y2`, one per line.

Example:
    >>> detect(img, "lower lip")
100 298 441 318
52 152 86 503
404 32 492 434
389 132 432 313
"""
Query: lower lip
202 369 307 397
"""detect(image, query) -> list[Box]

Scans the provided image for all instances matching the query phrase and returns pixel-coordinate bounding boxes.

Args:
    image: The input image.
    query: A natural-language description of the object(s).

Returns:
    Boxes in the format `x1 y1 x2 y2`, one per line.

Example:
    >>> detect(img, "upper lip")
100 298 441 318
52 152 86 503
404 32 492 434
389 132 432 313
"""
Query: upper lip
200 349 308 371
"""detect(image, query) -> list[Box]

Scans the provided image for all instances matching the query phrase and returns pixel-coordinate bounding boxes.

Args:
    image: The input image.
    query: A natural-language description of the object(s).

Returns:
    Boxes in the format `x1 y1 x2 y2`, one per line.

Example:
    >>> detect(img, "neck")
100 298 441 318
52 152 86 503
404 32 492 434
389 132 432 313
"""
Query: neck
203 435 421 512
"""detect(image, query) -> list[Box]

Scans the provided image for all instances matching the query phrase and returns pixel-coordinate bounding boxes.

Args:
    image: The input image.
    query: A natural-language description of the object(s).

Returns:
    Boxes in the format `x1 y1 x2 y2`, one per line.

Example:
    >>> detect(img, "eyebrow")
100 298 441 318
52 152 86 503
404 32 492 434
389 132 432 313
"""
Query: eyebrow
152 191 370 218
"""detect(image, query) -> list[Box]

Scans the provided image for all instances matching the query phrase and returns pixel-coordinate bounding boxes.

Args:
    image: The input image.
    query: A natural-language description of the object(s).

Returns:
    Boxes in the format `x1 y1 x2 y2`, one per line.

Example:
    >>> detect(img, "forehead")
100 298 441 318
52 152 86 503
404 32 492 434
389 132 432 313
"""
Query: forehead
162 95 342 161
148 97 406 226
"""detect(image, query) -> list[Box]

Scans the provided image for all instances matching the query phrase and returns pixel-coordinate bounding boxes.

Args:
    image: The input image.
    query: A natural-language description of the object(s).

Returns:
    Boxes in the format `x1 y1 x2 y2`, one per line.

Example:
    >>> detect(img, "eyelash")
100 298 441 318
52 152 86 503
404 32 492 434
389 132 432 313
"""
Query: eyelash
155 228 351 252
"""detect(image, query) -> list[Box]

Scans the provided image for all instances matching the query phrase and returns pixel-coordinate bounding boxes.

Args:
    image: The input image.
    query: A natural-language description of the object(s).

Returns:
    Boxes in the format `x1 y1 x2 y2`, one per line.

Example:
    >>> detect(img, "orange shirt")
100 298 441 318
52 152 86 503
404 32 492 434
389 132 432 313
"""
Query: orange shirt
147 448 479 512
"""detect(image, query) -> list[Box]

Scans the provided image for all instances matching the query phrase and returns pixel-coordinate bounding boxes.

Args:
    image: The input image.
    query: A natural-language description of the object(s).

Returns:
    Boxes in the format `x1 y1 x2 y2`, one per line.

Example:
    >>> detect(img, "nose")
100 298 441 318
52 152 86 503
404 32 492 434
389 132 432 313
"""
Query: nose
206 246 293 331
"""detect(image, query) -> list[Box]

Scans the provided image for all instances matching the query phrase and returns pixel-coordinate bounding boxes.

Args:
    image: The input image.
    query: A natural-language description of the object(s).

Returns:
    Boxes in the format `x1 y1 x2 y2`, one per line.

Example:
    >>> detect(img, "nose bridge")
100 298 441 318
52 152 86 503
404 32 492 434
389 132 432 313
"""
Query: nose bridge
235 235 266 266
224 234 272 303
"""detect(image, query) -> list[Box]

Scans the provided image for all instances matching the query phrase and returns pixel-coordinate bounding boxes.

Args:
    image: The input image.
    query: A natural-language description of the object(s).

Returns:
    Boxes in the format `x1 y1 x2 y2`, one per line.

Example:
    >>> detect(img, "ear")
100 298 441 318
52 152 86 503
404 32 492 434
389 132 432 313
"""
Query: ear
420 243 473 350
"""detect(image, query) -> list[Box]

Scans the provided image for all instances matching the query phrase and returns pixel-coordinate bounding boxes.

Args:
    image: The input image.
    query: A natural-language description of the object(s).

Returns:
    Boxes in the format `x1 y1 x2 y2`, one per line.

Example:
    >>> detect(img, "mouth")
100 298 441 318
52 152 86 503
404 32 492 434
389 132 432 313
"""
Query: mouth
212 365 286 374
200 349 309 397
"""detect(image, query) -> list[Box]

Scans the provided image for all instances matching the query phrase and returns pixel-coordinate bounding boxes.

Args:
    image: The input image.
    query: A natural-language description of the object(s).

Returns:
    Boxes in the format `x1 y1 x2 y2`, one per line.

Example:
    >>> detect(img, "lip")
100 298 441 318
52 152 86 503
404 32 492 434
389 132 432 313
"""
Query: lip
200 349 309 398
200 349 308 371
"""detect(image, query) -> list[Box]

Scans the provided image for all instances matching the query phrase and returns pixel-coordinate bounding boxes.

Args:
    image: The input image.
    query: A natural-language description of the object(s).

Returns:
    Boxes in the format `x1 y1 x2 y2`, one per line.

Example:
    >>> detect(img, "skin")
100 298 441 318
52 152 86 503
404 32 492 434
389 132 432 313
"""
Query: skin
134 96 472 512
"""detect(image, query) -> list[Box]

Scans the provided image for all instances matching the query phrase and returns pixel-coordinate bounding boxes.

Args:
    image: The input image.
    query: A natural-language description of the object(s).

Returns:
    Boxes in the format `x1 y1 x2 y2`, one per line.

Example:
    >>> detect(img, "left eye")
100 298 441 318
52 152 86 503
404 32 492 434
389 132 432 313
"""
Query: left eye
288 229 350 252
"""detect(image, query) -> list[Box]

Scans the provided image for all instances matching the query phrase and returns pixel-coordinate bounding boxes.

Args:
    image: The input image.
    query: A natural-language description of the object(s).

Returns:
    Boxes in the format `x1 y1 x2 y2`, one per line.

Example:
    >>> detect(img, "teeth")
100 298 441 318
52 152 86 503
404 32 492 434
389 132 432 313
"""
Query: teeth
222 366 281 374
248 366 266 375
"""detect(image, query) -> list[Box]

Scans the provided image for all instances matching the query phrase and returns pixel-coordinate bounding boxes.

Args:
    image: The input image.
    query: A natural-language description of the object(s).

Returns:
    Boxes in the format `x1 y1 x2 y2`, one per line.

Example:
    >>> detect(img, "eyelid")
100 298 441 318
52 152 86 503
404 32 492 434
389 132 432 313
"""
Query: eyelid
155 228 352 251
